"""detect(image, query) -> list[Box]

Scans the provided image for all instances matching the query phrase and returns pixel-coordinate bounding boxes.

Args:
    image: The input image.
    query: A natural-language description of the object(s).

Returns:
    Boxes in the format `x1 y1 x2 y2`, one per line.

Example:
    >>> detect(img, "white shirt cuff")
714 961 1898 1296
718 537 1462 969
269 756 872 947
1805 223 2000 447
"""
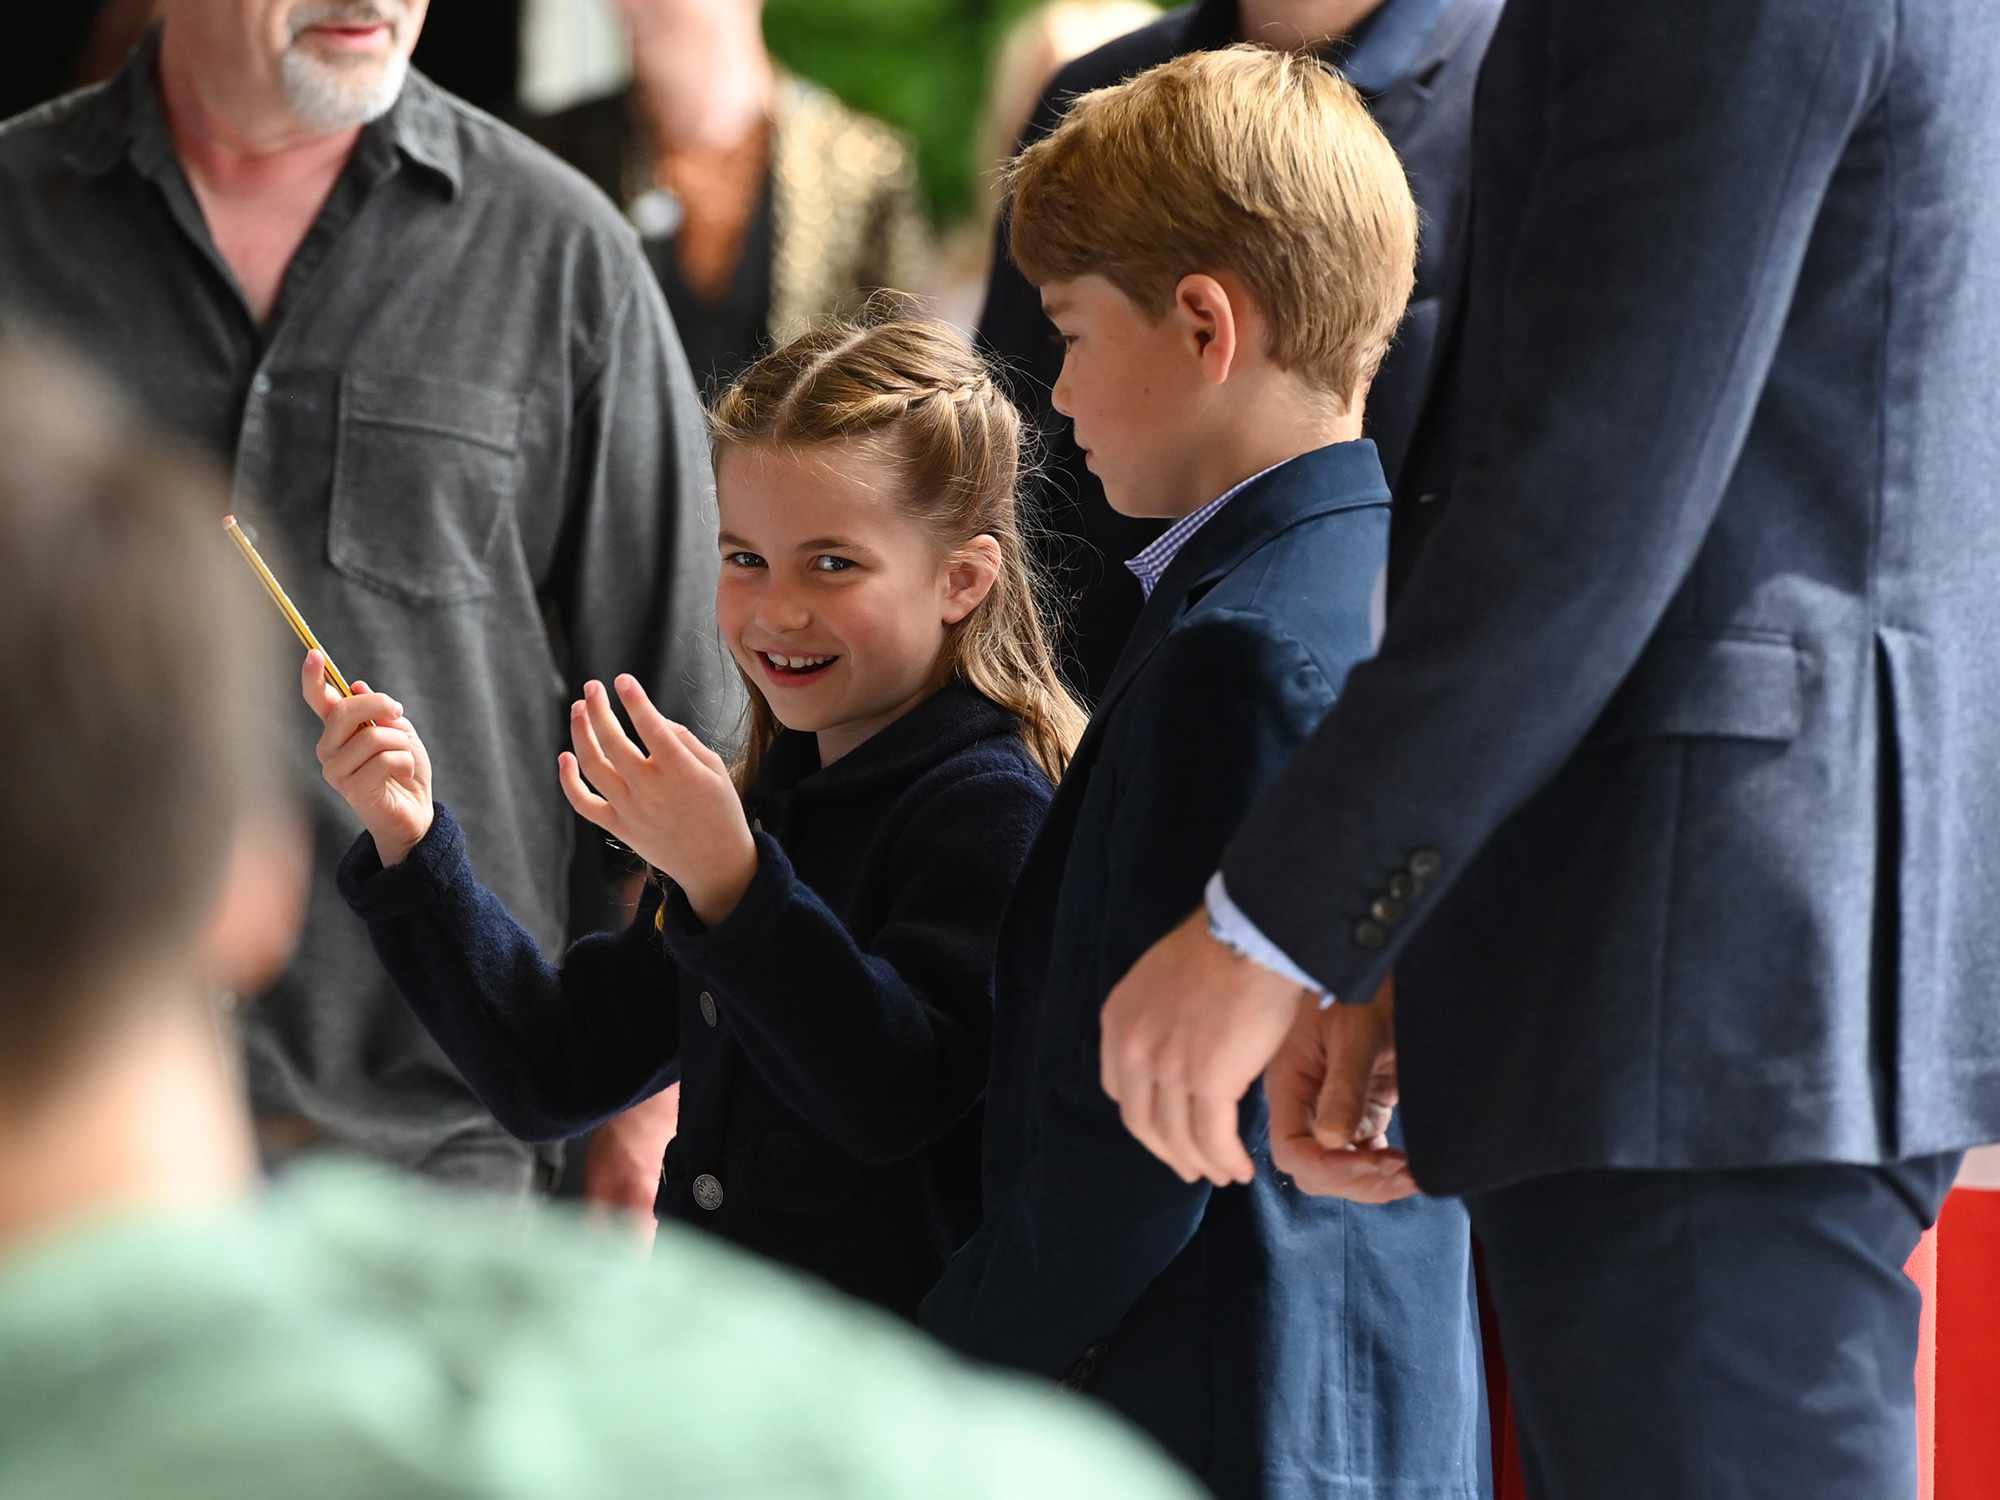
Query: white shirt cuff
1203 871 1333 1005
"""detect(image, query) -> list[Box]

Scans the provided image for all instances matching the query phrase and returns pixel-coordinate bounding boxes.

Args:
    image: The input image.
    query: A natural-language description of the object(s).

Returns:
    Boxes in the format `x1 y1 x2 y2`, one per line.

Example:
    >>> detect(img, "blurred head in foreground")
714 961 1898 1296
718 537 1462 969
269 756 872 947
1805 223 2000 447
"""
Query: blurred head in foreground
0 338 302 1243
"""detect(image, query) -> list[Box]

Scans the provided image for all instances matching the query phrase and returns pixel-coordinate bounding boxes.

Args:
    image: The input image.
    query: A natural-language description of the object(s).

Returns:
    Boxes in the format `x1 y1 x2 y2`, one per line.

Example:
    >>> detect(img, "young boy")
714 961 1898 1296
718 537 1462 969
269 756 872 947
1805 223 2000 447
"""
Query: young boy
0 344 1202 1500
921 47 1487 1500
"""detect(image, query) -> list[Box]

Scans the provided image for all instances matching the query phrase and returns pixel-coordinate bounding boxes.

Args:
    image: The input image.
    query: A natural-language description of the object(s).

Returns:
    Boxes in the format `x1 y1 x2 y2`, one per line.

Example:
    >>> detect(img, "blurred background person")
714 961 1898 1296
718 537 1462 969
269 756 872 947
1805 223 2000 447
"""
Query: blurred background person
530 0 929 398
977 0 1504 700
929 0 1162 329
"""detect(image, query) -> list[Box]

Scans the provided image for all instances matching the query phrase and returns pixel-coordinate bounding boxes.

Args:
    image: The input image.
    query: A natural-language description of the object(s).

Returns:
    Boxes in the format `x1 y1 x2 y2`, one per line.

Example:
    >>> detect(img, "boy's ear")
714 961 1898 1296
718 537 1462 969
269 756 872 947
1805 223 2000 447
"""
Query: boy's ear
941 534 1004 626
1172 273 1240 386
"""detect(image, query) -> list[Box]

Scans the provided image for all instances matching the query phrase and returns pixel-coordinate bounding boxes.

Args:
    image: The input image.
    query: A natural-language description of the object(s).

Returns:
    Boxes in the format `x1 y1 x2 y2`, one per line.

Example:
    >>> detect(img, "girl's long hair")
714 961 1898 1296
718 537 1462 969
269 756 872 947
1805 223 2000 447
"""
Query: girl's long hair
710 312 1087 790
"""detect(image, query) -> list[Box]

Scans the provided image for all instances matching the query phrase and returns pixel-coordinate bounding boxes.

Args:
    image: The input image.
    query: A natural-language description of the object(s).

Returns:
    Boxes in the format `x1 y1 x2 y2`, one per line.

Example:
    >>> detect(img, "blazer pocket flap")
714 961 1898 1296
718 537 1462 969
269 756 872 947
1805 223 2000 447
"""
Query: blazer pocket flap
1586 632 1804 748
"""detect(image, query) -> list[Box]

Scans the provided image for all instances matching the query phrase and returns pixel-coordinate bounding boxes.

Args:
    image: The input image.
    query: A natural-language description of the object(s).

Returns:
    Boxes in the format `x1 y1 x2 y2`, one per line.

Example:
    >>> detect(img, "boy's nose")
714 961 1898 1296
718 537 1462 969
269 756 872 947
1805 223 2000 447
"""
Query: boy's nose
1050 372 1074 419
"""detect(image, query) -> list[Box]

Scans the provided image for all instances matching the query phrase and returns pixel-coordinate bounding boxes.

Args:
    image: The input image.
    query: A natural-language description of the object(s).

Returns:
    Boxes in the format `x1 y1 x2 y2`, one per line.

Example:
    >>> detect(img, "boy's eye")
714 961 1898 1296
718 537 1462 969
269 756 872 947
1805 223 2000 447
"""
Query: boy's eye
811 554 857 574
1049 330 1077 349
723 550 765 569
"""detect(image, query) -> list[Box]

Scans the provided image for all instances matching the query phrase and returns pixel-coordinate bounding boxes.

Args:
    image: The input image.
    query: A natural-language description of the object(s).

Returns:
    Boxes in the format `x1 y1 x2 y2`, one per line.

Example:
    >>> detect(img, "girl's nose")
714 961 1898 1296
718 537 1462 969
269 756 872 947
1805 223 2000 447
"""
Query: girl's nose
755 590 812 633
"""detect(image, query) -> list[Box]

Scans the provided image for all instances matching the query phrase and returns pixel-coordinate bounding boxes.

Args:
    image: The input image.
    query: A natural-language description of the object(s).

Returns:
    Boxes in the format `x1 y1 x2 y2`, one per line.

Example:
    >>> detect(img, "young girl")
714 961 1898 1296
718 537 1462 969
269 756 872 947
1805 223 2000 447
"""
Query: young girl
305 316 1086 1316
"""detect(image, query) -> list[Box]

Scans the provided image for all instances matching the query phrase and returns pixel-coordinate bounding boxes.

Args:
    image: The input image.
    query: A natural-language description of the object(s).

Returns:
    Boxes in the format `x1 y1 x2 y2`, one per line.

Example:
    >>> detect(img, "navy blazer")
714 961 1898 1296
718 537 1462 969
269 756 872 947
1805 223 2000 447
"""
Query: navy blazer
1221 0 2000 1196
924 445 1486 1500
976 0 1502 699
338 685 1051 1315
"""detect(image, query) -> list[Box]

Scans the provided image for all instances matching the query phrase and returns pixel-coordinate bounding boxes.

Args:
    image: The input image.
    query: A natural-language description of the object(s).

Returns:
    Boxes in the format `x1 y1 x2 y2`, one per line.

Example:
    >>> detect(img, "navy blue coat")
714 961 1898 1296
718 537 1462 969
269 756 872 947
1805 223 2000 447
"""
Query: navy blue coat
976 0 1502 699
338 685 1051 1315
1221 0 2000 1196
923 446 1486 1500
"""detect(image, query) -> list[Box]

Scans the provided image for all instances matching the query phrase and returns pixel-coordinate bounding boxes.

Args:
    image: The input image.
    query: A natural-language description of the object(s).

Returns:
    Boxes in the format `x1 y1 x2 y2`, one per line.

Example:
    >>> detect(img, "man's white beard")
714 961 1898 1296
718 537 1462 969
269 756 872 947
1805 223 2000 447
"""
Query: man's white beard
279 46 410 133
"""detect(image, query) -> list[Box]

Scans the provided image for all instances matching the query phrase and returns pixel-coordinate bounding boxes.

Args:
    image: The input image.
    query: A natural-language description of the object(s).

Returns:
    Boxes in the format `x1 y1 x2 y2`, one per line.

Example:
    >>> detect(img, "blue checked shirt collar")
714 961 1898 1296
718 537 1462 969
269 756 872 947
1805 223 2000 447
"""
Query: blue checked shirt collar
1125 460 1288 600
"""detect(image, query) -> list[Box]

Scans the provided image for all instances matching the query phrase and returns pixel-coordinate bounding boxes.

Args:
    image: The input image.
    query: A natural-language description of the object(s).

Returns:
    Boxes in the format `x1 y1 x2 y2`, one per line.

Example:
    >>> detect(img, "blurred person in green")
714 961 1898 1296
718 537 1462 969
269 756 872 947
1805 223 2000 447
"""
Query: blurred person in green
0 341 1197 1500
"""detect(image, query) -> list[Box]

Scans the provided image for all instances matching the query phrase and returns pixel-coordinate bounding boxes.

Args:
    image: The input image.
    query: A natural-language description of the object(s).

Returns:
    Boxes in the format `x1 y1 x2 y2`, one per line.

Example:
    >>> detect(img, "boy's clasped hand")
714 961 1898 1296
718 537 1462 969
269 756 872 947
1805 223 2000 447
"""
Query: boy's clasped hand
303 655 758 928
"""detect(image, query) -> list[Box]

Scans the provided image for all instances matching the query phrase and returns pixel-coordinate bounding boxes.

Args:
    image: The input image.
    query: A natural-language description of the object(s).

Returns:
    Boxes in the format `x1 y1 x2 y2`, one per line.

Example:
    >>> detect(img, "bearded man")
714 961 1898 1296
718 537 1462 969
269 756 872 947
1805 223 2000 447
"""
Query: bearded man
0 1 738 1196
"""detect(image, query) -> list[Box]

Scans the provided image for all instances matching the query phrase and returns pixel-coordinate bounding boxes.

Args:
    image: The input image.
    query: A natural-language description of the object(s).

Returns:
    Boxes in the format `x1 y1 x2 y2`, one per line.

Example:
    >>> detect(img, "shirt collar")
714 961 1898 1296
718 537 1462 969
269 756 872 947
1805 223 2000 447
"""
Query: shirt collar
62 25 461 199
1125 458 1290 601
1326 0 1459 96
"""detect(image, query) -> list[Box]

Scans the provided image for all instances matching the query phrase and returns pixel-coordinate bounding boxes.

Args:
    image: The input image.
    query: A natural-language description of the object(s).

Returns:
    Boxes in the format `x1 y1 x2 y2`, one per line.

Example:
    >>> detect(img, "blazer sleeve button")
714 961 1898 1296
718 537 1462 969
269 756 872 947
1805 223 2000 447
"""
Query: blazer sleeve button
1354 919 1389 950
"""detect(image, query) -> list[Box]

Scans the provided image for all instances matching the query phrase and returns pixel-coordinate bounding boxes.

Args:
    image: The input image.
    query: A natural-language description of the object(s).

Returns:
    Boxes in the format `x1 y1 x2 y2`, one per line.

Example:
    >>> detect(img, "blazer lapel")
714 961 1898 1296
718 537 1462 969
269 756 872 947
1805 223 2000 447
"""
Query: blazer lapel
1090 441 1393 723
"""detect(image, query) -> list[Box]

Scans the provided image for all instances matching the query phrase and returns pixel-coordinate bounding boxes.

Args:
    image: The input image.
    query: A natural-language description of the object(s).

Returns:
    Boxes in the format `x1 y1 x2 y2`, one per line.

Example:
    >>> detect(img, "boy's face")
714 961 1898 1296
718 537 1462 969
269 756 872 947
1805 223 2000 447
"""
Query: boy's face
1042 275 1208 519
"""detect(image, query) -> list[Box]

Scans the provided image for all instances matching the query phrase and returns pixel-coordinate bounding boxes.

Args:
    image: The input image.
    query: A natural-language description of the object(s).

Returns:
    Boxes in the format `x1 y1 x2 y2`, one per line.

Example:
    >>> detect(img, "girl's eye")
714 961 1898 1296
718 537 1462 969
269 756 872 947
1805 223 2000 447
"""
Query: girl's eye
723 551 765 570
811 555 857 574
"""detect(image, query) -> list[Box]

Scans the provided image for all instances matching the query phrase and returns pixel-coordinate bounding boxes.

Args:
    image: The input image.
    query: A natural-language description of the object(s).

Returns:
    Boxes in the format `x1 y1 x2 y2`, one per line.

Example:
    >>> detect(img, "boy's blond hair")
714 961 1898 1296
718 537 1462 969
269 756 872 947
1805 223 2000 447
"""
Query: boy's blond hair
1002 44 1418 406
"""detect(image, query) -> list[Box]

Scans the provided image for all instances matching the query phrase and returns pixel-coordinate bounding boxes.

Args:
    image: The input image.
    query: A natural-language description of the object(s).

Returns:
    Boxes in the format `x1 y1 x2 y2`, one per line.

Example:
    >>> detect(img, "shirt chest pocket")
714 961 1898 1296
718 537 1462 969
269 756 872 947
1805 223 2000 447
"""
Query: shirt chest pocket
329 371 523 606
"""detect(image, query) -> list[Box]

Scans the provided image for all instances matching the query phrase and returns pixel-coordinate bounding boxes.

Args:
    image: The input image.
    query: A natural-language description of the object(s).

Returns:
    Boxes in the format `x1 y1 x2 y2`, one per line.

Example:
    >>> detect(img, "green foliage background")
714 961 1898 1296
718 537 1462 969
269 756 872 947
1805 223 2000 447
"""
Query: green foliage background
764 0 1041 227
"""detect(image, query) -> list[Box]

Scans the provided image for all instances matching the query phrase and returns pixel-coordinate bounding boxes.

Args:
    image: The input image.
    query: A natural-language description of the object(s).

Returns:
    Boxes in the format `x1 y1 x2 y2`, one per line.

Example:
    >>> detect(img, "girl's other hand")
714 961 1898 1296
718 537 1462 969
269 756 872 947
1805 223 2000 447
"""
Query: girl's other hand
559 675 757 926
300 650 434 866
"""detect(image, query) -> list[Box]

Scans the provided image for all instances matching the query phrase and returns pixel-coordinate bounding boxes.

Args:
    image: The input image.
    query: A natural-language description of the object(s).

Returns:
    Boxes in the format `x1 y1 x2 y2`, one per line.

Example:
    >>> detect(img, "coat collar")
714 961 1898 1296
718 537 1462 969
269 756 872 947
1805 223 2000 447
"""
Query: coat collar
752 681 1021 807
1180 0 1467 96
1093 440 1390 720
64 26 461 198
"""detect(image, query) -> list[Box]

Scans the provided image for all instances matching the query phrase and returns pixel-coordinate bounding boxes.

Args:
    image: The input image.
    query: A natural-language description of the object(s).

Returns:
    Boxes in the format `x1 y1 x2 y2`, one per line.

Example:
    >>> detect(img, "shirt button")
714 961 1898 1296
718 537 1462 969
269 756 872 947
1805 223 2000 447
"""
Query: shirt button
250 373 272 398
699 991 717 1028
692 1173 724 1211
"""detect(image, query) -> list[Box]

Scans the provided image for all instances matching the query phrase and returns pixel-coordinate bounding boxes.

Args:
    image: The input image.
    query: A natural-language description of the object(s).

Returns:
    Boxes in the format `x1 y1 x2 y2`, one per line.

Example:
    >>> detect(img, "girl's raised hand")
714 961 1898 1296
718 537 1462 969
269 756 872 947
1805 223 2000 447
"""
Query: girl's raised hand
559 675 757 927
300 650 434 866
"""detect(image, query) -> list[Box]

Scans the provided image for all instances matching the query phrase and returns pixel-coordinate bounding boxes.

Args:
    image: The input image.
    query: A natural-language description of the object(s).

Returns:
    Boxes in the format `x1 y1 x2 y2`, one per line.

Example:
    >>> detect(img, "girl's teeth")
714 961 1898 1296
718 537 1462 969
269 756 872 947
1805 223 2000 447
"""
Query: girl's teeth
768 653 832 669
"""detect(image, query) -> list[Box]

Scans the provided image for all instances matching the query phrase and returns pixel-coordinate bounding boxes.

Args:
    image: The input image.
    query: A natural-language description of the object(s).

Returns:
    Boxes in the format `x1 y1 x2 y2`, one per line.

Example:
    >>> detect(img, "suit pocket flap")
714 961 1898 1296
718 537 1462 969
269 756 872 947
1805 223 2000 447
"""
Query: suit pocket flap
1585 631 1804 747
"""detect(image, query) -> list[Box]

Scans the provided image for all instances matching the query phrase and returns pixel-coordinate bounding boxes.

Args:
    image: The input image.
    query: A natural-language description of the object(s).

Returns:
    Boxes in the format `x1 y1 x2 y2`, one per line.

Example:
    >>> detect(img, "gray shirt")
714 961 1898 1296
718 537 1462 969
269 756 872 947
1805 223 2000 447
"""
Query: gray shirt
0 34 739 1181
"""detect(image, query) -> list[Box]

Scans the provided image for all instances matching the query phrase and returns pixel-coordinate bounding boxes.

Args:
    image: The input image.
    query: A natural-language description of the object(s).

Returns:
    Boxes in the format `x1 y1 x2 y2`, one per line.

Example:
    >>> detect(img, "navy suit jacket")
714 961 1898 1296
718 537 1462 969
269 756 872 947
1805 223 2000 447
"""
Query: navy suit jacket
1223 0 2000 1197
976 0 1502 700
924 446 1486 1500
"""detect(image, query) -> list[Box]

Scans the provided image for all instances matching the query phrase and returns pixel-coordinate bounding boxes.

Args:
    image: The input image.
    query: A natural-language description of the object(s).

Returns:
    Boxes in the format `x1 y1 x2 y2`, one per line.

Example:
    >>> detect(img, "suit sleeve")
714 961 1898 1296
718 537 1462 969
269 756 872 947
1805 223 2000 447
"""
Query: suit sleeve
1223 0 1894 993
923 614 1340 1375
657 768 1050 1166
337 803 682 1142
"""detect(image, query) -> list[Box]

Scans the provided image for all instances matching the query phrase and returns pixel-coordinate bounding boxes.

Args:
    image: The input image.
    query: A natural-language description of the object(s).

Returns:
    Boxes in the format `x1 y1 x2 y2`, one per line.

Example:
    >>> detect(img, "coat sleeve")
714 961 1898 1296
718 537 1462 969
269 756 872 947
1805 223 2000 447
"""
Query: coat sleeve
337 802 683 1142
923 614 1340 1375
657 765 1050 1166
1222 0 1895 995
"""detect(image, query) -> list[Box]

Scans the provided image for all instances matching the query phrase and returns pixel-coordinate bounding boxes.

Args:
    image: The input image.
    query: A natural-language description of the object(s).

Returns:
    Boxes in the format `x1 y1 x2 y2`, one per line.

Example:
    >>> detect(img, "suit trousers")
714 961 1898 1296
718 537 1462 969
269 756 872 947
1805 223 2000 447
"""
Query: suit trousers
1466 1155 1960 1500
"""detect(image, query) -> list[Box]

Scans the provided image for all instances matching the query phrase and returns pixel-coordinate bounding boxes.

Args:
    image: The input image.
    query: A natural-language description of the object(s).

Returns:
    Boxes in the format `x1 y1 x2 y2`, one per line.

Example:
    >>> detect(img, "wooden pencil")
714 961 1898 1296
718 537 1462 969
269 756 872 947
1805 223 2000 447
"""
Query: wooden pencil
223 514 355 699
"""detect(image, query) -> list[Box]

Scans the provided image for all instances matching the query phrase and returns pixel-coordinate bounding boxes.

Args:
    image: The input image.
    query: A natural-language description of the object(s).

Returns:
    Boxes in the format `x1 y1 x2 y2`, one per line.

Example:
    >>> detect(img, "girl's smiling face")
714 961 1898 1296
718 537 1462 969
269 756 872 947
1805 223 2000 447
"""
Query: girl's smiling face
715 440 999 766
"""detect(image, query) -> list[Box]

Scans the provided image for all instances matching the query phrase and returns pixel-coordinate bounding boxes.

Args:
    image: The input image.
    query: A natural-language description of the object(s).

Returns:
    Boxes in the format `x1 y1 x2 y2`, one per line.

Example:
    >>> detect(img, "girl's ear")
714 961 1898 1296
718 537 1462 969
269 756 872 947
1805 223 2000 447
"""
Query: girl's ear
941 534 1004 626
